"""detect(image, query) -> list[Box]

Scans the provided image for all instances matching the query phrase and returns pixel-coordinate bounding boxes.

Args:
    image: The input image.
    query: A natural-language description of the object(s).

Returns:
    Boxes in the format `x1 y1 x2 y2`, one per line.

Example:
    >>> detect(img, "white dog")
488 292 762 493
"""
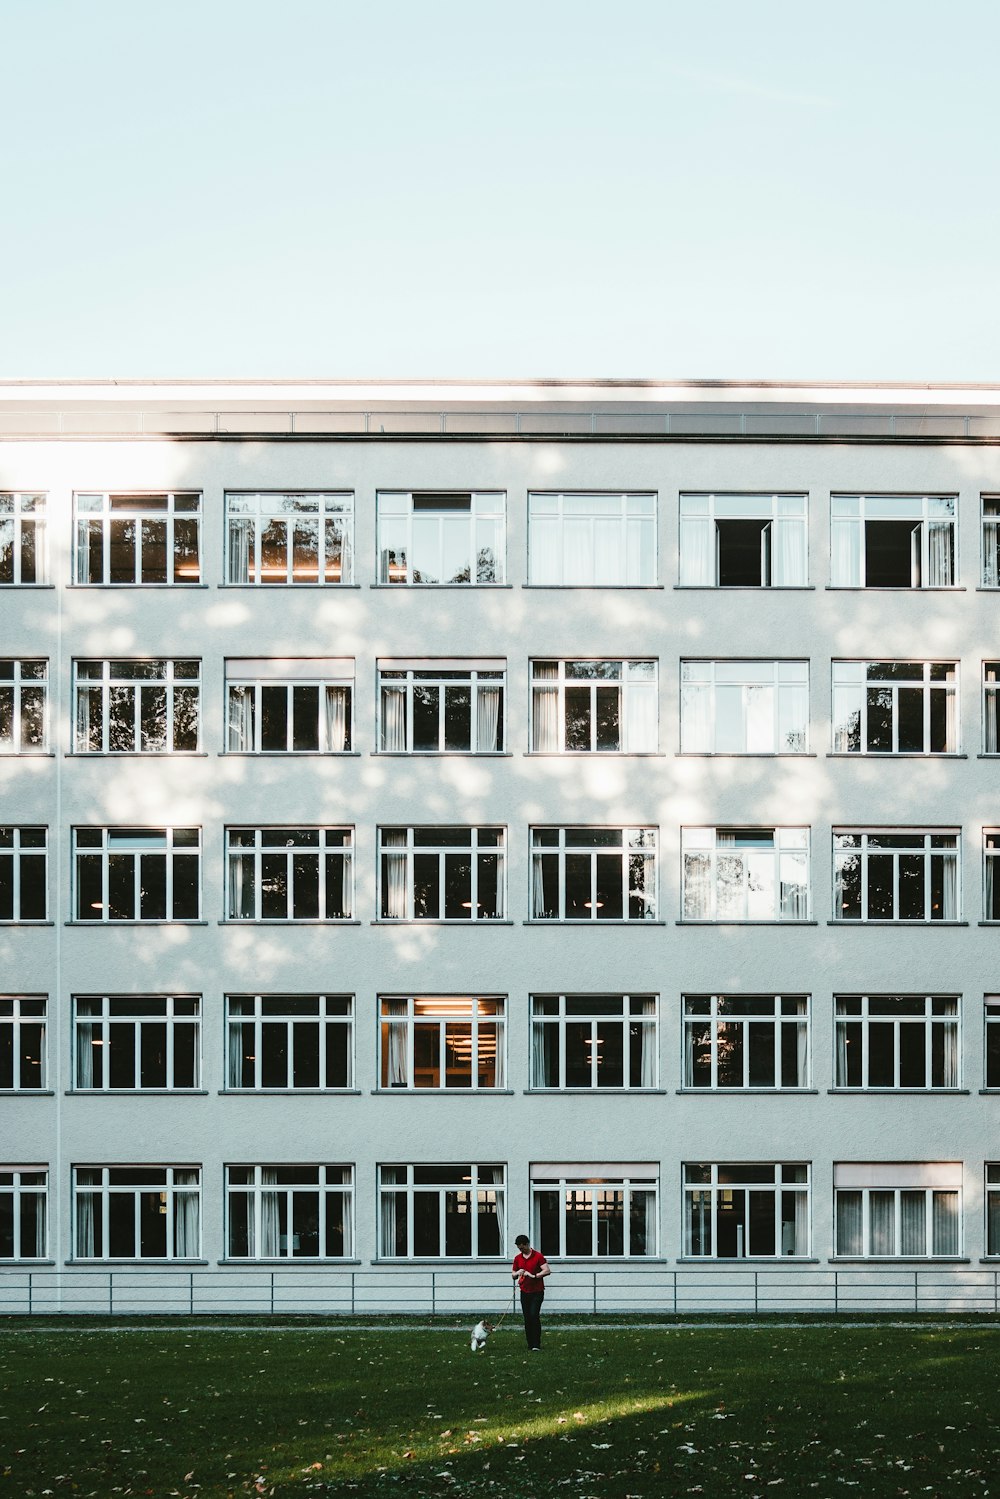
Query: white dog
470 1318 493 1352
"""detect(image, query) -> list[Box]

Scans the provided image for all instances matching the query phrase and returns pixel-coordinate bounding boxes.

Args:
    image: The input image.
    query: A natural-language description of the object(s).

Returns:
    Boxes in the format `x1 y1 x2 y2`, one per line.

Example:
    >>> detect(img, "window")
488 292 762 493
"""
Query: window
378 1164 505 1258
679 493 807 587
0 494 45 585
0 828 46 921
380 996 505 1090
832 661 957 754
75 492 201 584
73 1166 201 1260
531 660 657 752
378 491 504 584
986 998 1000 1087
226 828 353 921
225 492 353 584
530 995 657 1090
682 827 809 922
986 833 1000 921
226 659 353 753
680 661 807 753
226 995 353 1089
833 829 959 922
0 1169 47 1259
74 828 200 922
379 827 505 921
830 494 956 588
528 492 655 585
0 661 47 752
683 996 808 1089
73 996 200 1090
74 659 199 753
684 1163 809 1258
532 1164 657 1257
0 997 46 1090
834 996 959 1089
379 662 504 753
986 1166 1000 1255
983 498 1000 588
834 1162 961 1257
984 664 1000 753
531 827 657 921
226 1165 353 1259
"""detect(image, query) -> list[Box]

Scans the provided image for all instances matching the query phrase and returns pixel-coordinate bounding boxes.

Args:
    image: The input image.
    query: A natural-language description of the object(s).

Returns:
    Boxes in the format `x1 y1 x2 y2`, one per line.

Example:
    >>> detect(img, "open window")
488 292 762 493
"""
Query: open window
831 495 956 587
679 494 806 587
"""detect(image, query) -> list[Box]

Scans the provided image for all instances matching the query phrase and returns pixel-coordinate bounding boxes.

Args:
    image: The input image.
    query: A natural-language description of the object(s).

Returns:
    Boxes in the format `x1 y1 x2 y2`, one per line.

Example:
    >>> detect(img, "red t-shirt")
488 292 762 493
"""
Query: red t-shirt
512 1247 547 1294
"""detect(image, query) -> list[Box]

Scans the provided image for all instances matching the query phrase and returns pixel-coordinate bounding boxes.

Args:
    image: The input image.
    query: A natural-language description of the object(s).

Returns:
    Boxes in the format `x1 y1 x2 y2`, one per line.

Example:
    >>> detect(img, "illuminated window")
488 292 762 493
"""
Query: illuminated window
379 996 504 1090
225 492 353 584
684 1163 809 1258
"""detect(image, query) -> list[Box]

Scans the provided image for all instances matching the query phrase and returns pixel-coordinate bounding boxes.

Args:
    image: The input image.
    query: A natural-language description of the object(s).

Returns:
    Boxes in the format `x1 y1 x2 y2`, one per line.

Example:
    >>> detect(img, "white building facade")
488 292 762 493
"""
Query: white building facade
2 378 1000 1315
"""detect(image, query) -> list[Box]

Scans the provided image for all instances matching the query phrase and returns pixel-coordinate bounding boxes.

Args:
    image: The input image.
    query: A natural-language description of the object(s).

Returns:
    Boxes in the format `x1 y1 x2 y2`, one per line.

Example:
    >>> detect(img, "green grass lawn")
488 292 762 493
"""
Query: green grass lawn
2 1321 999 1497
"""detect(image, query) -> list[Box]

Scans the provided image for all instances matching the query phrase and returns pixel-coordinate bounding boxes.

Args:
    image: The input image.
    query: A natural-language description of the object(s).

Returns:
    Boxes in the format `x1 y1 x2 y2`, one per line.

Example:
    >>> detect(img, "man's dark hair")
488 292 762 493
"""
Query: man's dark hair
515 1233 530 1246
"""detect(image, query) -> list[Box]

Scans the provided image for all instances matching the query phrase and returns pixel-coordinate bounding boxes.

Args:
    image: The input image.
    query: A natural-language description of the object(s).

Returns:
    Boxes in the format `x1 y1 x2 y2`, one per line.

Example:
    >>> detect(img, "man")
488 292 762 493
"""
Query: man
511 1232 550 1351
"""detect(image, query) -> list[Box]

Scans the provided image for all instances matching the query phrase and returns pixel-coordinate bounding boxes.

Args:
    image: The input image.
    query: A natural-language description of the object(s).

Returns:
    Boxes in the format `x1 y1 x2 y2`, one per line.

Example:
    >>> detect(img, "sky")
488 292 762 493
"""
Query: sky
1 0 998 382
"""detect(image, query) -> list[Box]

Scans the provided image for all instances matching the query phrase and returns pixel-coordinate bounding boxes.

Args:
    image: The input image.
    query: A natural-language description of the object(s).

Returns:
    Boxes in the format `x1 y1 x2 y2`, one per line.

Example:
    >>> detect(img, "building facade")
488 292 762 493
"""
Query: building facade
2 378 999 1315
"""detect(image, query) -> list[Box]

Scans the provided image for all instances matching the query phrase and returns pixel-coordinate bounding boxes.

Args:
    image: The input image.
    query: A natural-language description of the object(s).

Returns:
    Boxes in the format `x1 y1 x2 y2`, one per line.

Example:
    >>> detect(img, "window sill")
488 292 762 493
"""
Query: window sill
980 1089 1000 1094
524 751 665 758
220 919 361 926
978 754 1000 759
979 922 1000 927
219 751 361 758
524 919 666 926
677 1087 819 1096
826 752 967 759
0 1089 54 1096
527 1088 668 1095
0 751 55 758
68 750 209 758
218 1258 363 1266
830 1257 970 1264
677 751 815 758
219 583 361 590
533 1256 669 1264
0 584 54 590
221 1088 362 1096
372 1257 510 1266
523 583 663 591
676 919 817 927
371 583 513 590
826 920 968 927
827 1088 970 1096
374 919 514 926
67 1259 210 1266
374 751 512 758
373 1088 516 1096
66 1089 210 1097
673 584 815 592
66 919 208 926
677 1256 820 1264
824 585 966 592
0 921 53 927
67 583 209 590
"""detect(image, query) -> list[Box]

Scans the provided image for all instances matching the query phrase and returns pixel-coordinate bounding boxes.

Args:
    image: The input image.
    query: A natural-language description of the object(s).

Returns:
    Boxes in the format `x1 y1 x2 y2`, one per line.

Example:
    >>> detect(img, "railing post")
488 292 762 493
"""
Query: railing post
270 1270 274 1317
351 1270 356 1317
431 1270 436 1318
28 1270 32 1317
834 1269 839 1316
914 1270 919 1314
672 1269 677 1315
189 1270 194 1316
592 1269 597 1316
754 1270 758 1315
109 1272 114 1317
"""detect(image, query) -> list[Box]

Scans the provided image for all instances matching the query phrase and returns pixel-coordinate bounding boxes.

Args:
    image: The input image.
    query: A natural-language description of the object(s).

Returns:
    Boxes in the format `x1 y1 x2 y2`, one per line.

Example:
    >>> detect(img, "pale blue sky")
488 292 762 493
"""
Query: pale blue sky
2 0 998 380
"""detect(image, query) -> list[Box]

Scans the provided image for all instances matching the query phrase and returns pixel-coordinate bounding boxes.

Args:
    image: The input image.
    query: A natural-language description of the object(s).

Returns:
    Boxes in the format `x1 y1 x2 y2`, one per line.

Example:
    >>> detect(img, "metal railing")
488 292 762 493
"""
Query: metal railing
3 1264 999 1317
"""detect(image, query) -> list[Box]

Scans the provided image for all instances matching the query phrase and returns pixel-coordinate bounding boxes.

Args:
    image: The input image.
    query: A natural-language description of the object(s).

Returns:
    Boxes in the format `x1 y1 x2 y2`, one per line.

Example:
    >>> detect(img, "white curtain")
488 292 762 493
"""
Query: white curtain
381 686 407 751
640 999 656 1088
830 517 861 586
227 686 255 751
780 852 809 920
228 851 254 919
228 517 252 583
900 1191 926 1255
835 1018 848 1086
76 685 98 751
173 1172 200 1258
945 683 957 752
227 1016 246 1087
988 852 998 921
260 1168 280 1257
986 683 999 754
985 519 1000 588
531 1017 553 1087
942 853 958 920
795 1004 808 1087
794 1188 809 1254
626 682 657 752
933 1190 959 1255
382 832 408 919
942 1017 959 1088
869 1191 895 1255
30 1191 46 1257
679 516 712 585
563 518 593 583
76 1021 96 1088
773 517 806 585
835 1190 862 1255
476 685 501 752
75 1189 96 1257
745 685 773 753
532 666 559 752
379 1188 398 1258
680 682 712 753
927 522 954 587
384 999 408 1085
491 1020 506 1088
325 686 350 752
532 852 548 917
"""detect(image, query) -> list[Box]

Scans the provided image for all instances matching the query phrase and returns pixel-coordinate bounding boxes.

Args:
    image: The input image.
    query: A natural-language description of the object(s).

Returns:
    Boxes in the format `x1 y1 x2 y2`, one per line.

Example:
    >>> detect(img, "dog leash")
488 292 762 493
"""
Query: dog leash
493 1285 516 1331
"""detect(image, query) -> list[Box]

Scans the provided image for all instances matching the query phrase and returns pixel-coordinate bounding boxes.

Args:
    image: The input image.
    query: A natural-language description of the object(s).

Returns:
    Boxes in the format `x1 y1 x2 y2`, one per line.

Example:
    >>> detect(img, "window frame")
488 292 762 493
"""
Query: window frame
831 659 958 755
0 996 46 1091
72 995 201 1092
378 661 505 754
832 827 960 923
377 1163 507 1260
833 994 960 1090
530 659 658 754
681 826 810 923
0 1167 47 1260
72 1165 201 1261
224 491 354 585
678 492 808 588
529 994 658 1091
531 1165 659 1258
74 491 202 586
833 1164 961 1258
225 994 354 1091
830 493 957 589
0 659 48 753
986 1163 1000 1255
527 491 657 586
73 658 201 754
225 659 354 754
379 995 506 1091
0 493 46 586
225 1164 354 1260
985 996 1000 1088
0 827 47 922
680 659 808 754
985 831 1000 921
73 826 201 923
682 995 809 1090
982 495 1000 589
378 826 506 922
530 826 658 922
225 827 354 922
377 490 505 586
984 663 1000 754
683 1161 810 1259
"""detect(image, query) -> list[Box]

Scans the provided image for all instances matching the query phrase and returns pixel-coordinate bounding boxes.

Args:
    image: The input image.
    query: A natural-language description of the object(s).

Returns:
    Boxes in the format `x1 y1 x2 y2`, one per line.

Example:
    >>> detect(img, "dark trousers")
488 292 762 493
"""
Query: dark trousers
520 1291 543 1349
